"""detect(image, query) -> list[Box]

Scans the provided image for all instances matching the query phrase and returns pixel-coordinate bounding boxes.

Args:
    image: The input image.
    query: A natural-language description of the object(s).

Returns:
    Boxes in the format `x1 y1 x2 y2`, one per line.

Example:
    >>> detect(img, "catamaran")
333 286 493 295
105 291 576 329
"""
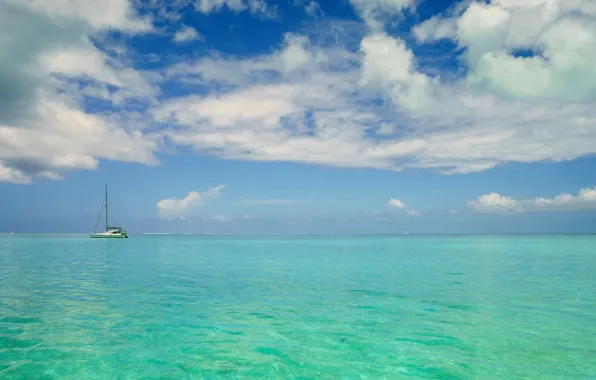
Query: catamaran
90 185 129 239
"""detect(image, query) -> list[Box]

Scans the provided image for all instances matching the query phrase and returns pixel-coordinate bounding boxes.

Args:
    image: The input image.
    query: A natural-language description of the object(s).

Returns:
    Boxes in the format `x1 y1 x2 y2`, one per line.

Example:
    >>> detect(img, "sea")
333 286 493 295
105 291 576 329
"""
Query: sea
0 234 595 379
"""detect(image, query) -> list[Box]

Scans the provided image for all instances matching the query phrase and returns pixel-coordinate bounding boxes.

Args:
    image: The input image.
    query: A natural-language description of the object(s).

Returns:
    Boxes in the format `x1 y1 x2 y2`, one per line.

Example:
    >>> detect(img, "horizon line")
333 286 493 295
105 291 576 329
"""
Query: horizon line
1 232 595 236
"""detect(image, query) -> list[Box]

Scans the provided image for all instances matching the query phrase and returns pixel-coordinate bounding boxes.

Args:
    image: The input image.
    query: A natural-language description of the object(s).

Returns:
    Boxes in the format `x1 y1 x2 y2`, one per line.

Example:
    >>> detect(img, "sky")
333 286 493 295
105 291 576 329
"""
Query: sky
0 0 596 234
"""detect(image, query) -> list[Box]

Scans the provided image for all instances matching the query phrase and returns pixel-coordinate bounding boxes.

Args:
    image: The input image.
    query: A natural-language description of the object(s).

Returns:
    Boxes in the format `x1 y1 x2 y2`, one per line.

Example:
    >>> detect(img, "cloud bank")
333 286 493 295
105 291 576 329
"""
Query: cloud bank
468 187 596 213
157 185 226 219
1 0 596 184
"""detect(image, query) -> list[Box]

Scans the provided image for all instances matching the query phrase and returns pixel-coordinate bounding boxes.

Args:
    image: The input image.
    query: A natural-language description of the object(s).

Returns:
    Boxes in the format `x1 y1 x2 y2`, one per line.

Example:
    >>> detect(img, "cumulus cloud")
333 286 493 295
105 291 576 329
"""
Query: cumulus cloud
388 198 420 215
304 1 323 18
3 0 596 186
468 187 596 213
174 25 203 43
0 161 32 184
162 32 325 85
155 22 596 176
360 33 434 111
412 0 473 43
0 97 158 183
418 0 596 102
157 185 226 220
413 16 458 43
194 0 274 17
41 44 154 96
467 193 517 213
348 0 416 31
388 198 406 208
2 0 151 31
0 0 158 183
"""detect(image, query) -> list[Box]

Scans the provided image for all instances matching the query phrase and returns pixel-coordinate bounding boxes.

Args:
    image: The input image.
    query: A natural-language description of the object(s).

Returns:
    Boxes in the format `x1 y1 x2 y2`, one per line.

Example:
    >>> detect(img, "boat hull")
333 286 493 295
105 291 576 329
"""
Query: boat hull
90 234 129 238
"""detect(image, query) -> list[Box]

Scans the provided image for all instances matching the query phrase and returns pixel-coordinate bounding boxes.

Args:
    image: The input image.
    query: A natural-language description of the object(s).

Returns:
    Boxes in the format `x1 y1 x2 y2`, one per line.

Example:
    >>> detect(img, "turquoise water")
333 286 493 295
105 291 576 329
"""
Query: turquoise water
1 235 595 379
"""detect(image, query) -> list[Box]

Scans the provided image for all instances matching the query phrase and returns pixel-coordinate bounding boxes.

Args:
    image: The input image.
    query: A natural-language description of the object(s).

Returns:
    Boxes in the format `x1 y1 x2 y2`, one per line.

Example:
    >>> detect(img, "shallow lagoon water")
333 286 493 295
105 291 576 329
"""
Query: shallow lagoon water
1 235 595 379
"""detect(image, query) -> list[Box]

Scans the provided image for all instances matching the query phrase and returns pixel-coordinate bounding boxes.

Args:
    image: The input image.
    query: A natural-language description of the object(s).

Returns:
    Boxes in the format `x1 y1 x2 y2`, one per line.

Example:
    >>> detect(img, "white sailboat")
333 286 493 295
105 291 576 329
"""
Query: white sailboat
90 185 129 239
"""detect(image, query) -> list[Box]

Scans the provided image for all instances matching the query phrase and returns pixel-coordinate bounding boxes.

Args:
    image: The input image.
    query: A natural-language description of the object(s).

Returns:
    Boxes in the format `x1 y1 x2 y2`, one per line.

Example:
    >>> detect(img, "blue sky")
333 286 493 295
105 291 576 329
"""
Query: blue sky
1 0 595 233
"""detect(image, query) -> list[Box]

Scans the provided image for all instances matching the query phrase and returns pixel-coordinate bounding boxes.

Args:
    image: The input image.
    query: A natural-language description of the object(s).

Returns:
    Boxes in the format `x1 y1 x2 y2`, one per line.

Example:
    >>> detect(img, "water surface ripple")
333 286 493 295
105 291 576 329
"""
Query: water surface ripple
1 235 595 379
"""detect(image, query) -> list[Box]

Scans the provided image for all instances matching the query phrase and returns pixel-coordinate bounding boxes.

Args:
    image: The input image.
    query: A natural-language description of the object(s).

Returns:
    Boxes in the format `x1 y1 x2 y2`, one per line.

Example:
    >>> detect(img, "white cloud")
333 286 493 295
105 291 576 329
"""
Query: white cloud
388 198 406 208
174 26 203 43
418 0 596 102
194 0 274 17
0 0 151 123
304 1 323 17
457 2 512 62
376 123 396 135
468 187 596 213
0 98 158 183
163 32 325 85
279 34 318 73
157 185 226 220
3 0 152 31
360 34 434 111
579 188 596 202
388 198 420 216
3 0 596 186
156 84 302 127
467 193 518 213
0 0 159 183
413 16 458 43
154 27 596 177
412 0 473 42
0 161 32 184
38 171 63 181
40 44 154 96
348 0 416 31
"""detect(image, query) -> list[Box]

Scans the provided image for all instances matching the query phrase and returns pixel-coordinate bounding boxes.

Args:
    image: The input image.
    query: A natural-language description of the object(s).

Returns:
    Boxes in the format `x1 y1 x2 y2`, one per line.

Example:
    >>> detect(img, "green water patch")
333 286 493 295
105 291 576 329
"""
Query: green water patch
398 363 468 379
0 336 42 350
0 317 42 325
421 299 478 311
246 312 275 320
394 335 474 352
347 305 382 310
347 289 407 299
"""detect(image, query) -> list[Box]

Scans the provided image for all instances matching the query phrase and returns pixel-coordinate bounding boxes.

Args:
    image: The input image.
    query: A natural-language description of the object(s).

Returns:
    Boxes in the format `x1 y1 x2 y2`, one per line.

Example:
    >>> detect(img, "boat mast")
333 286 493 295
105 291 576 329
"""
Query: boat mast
105 185 108 232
